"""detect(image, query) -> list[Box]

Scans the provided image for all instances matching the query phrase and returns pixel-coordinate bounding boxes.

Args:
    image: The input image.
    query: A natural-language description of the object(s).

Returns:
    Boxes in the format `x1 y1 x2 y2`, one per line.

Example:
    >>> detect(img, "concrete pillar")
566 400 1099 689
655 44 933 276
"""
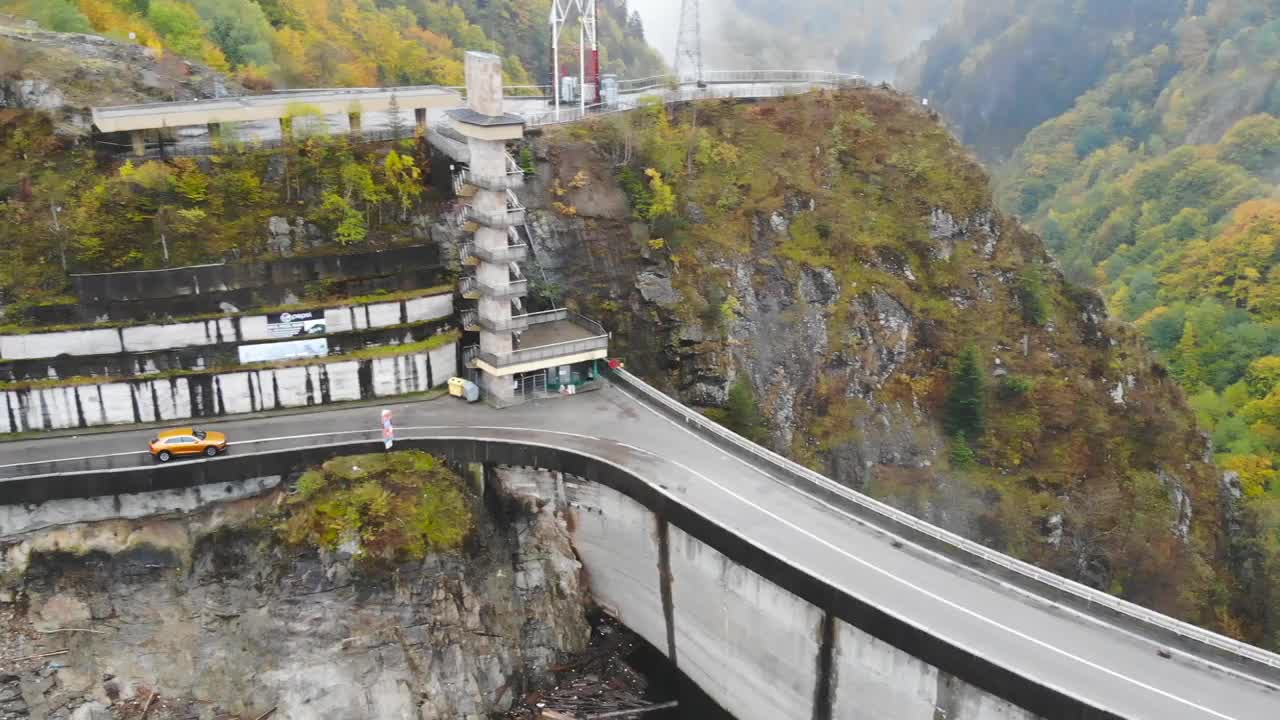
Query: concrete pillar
480 371 517 407
465 52 505 117
414 107 427 131
348 112 362 134
130 130 145 157
461 51 526 406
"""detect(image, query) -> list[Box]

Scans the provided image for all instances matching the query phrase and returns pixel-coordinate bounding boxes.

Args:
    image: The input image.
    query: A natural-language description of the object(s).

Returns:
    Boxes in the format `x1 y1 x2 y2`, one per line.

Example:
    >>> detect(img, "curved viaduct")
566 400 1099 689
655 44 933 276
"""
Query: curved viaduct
2 373 1278 720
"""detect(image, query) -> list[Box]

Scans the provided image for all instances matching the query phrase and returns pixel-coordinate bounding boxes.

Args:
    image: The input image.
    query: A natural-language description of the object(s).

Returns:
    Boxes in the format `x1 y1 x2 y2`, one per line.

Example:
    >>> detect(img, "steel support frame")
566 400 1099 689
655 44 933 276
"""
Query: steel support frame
549 0 599 121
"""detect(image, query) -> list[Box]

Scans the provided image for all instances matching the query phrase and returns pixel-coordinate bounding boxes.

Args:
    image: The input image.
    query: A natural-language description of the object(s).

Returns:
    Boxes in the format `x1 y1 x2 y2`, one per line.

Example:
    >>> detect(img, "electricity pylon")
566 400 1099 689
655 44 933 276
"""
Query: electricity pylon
549 0 599 118
673 0 703 85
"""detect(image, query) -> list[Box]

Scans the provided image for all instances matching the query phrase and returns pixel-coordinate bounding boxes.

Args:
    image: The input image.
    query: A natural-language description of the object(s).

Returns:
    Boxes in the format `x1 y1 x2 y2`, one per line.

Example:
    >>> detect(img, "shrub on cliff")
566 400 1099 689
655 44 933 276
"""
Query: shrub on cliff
279 450 472 565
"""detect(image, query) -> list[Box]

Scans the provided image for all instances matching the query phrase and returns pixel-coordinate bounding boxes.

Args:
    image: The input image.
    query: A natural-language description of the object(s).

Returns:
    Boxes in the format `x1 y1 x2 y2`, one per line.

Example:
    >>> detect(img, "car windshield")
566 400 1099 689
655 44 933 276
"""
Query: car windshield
194 430 207 440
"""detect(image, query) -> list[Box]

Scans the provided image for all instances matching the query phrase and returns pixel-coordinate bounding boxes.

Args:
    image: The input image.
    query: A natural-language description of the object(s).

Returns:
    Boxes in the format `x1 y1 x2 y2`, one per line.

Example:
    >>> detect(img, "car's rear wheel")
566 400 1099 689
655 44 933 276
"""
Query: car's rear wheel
205 446 218 457
157 451 172 463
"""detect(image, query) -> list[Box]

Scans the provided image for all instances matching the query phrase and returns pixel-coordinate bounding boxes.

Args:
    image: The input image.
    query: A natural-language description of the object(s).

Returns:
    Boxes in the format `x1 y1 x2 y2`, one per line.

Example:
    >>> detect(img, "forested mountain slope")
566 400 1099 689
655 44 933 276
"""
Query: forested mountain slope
904 0 1280 649
1 0 663 90
899 0 1187 161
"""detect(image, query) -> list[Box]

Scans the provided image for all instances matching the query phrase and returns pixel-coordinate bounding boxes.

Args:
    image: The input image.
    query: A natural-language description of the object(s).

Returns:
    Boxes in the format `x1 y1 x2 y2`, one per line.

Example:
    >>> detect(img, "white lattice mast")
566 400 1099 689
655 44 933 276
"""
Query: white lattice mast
549 0 599 119
674 0 703 85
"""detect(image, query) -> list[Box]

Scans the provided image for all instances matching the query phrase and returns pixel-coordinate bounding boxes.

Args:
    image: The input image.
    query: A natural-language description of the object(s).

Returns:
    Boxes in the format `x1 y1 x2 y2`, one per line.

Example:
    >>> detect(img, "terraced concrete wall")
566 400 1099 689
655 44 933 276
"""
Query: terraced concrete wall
0 321 449 384
0 294 452 361
0 343 456 433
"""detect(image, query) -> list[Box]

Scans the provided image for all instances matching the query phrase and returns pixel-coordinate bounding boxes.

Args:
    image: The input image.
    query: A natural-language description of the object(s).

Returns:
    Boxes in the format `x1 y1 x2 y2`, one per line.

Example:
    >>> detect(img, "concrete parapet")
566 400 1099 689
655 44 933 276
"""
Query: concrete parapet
0 293 453 362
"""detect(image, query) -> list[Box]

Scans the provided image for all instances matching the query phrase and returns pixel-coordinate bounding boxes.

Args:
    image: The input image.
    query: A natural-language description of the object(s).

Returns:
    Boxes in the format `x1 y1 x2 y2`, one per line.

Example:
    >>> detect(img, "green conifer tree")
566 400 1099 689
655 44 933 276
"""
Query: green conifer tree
945 344 986 442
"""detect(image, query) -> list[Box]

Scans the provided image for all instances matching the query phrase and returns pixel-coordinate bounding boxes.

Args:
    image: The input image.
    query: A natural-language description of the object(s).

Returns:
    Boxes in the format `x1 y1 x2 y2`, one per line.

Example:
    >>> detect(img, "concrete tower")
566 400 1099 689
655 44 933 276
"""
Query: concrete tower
453 52 609 406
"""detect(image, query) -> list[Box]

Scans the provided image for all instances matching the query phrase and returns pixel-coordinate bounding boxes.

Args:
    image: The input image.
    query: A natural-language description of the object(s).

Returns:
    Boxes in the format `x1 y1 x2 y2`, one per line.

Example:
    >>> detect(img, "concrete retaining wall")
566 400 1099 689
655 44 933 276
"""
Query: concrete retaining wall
28 246 446 324
71 245 441 304
832 621 1036 720
0 320 450 384
0 293 452 361
666 524 822 718
565 477 1046 720
0 343 456 433
1 475 281 538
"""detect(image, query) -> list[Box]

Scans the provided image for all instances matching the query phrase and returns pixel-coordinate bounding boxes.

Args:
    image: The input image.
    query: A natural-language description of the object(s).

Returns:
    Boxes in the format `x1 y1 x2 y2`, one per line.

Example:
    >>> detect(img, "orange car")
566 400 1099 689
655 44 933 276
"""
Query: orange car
149 427 228 462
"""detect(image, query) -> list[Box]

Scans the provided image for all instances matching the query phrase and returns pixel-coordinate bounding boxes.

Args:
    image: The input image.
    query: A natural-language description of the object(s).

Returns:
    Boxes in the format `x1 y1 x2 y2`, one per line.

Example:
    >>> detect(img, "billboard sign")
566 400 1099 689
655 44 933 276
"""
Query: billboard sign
238 337 329 364
266 309 327 338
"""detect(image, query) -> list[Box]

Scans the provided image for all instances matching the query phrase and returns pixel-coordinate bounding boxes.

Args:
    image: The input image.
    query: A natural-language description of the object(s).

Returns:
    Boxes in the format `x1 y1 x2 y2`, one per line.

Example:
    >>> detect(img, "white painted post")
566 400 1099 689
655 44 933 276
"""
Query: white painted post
579 19 586 115
551 3 561 122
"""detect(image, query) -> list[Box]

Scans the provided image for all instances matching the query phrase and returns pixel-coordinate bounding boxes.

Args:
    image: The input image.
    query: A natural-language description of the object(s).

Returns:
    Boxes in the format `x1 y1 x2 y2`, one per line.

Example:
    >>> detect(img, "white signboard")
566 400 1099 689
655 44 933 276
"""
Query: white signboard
238 337 330 364
266 309 327 338
382 409 394 450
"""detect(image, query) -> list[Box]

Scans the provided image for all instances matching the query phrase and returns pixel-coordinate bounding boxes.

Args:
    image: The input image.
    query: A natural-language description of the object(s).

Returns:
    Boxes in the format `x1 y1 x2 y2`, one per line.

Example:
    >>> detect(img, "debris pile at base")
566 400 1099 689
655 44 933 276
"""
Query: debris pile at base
503 616 676 719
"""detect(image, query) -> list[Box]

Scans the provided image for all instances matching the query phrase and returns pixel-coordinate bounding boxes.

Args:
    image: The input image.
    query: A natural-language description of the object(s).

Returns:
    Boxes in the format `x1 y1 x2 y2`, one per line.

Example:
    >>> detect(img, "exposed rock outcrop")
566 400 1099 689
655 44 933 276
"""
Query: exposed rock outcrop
511 88 1239 629
0 474 590 720
0 15 242 135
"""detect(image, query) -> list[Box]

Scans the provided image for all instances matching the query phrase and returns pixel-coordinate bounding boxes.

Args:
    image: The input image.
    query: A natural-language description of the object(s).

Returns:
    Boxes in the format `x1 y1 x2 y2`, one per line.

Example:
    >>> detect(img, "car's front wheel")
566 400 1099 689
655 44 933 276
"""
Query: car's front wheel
157 451 172 463
205 446 218 457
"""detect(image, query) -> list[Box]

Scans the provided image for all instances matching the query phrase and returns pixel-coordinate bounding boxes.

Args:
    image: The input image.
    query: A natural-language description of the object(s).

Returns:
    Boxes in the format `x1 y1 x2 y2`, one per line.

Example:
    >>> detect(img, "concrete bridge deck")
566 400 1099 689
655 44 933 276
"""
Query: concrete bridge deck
1 375 1277 719
91 71 867 156
91 85 460 133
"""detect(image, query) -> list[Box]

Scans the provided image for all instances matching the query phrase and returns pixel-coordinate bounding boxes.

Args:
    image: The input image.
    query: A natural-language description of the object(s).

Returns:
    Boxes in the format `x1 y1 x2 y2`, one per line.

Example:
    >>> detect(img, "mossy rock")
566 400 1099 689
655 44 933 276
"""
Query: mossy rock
279 450 472 565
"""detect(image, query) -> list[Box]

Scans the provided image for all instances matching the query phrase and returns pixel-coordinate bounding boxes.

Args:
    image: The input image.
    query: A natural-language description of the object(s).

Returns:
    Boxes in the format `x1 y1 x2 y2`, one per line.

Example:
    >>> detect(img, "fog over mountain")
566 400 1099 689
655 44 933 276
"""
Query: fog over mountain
627 0 955 82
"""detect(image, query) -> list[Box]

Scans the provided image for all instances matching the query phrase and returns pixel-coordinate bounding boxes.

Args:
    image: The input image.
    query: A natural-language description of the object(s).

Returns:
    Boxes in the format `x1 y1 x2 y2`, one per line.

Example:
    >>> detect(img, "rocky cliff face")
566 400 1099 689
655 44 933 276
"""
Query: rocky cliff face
0 15 240 135
0 473 589 720
516 88 1251 631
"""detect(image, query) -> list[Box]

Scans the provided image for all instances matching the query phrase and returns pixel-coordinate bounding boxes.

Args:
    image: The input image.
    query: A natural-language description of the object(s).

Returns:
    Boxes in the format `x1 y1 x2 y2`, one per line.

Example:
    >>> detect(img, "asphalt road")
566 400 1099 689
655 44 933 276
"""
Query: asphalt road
2 385 1278 718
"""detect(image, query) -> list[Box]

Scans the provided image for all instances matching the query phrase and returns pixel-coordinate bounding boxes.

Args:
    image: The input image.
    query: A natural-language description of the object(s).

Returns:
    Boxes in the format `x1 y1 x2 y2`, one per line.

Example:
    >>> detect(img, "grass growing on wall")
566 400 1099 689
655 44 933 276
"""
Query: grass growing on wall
0 284 455 335
0 330 460 392
278 450 473 565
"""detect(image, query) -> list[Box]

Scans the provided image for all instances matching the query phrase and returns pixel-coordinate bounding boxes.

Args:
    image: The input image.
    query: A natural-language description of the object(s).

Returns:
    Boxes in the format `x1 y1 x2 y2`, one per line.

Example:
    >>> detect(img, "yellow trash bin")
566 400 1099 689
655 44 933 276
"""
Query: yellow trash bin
447 377 467 398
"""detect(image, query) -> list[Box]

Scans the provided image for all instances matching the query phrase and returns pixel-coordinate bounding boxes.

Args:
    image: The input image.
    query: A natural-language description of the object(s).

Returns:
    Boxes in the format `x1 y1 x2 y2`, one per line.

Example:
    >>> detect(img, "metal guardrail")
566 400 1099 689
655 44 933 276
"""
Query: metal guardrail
459 241 529 266
468 278 528 299
457 166 525 193
464 205 527 229
462 344 480 367
471 309 608 368
480 333 608 368
609 369 1280 674
105 127 415 159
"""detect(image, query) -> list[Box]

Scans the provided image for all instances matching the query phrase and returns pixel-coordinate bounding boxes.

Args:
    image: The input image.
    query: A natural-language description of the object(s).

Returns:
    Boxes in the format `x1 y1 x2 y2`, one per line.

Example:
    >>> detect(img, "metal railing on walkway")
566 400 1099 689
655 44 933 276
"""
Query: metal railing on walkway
607 368 1280 676
475 310 608 368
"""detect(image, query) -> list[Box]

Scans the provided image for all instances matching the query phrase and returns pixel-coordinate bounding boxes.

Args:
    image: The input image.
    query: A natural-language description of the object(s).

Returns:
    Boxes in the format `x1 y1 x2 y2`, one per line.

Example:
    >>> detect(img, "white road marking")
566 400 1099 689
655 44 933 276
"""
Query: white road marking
0 449 147 468
615 390 1241 719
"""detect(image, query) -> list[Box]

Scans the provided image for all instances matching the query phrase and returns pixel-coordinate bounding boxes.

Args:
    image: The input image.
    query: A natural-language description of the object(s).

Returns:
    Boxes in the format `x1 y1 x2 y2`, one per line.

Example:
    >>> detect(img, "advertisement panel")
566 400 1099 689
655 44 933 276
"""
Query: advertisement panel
238 337 330 364
266 309 327 338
